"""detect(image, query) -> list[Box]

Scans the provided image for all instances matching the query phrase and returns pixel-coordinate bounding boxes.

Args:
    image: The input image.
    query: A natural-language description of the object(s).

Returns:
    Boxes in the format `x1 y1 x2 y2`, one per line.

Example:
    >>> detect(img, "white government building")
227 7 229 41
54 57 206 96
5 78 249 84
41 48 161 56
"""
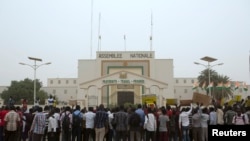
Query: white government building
40 51 249 108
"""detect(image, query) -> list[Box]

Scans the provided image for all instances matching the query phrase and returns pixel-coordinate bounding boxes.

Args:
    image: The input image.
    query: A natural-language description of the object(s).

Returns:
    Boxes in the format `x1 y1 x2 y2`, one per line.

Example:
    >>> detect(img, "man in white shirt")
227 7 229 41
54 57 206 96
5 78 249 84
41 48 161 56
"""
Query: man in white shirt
144 108 156 141
83 107 96 141
179 103 192 141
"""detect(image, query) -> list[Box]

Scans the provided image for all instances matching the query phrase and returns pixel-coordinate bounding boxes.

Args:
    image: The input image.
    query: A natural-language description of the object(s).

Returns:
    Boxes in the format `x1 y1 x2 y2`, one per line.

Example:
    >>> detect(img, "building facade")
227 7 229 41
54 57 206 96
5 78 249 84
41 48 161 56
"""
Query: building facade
43 51 249 108
1 51 249 108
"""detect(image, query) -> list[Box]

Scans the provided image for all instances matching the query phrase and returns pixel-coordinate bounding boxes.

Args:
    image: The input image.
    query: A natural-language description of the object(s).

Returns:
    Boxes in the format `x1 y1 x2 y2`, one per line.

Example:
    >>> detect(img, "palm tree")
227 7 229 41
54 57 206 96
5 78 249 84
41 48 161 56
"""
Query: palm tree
197 69 233 103
197 68 218 95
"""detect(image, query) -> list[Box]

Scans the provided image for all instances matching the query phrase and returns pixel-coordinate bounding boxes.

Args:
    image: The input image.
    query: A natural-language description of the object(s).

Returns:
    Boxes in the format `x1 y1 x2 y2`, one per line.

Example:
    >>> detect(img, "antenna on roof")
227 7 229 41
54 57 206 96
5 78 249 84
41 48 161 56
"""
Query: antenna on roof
150 10 153 51
90 0 94 58
98 12 101 51
124 34 126 51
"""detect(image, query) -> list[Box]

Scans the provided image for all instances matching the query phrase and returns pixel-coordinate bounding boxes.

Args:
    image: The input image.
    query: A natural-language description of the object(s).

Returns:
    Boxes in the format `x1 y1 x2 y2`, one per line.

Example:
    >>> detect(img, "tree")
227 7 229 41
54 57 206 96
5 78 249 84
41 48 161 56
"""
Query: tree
197 69 233 102
197 69 218 95
0 78 49 105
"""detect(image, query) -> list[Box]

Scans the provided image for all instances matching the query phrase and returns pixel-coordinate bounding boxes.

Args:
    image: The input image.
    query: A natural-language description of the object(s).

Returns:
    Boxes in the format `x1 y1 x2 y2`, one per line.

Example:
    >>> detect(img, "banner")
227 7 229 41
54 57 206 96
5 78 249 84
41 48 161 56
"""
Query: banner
142 94 156 105
233 95 242 102
192 92 211 106
179 100 193 106
166 99 177 105
246 99 250 107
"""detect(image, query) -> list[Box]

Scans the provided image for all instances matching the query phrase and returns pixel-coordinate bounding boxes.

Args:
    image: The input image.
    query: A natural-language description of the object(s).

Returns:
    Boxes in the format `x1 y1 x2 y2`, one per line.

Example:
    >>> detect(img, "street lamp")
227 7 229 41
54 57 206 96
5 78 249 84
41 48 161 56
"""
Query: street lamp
19 57 51 105
194 56 224 97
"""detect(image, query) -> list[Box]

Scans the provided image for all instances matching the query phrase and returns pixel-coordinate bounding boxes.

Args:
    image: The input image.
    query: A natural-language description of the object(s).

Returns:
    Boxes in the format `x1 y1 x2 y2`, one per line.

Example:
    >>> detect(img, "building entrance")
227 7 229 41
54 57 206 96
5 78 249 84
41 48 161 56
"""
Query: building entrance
117 91 134 106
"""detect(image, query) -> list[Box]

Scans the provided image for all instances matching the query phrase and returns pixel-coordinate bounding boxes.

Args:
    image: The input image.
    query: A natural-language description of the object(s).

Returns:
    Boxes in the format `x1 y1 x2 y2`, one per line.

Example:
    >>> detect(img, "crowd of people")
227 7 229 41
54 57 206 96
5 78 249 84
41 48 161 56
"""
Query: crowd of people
0 99 249 141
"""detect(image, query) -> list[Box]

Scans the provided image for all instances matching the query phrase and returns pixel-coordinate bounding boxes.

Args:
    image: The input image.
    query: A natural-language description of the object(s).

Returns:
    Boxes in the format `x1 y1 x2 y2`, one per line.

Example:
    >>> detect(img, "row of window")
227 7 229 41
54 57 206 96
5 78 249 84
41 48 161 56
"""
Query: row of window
174 88 245 94
176 79 195 84
50 79 77 84
52 89 78 94
50 79 195 85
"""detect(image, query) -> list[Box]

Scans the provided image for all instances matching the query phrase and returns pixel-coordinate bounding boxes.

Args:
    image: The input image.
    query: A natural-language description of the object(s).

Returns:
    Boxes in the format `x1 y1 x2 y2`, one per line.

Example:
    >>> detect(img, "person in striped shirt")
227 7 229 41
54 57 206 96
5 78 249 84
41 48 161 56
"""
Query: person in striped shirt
29 106 46 141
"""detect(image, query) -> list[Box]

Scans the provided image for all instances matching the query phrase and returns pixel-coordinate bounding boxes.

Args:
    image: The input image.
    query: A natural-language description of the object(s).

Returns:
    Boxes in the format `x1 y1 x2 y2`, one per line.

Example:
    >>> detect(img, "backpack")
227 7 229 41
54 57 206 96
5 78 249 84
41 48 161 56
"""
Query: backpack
234 115 245 124
111 114 117 129
72 112 82 127
129 113 140 127
62 112 70 131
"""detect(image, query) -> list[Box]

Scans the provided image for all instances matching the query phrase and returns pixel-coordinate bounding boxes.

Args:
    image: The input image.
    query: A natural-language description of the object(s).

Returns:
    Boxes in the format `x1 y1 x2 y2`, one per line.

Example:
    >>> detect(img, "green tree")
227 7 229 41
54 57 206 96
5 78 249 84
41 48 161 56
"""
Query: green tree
0 78 48 105
197 69 233 101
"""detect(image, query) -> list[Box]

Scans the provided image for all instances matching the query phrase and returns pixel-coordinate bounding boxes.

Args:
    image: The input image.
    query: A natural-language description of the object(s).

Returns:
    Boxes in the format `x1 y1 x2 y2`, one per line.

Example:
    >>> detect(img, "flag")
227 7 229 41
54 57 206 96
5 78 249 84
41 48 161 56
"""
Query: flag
202 82 206 90
224 81 231 89
234 81 239 90
192 82 198 90
243 82 248 91
216 82 223 90
207 82 214 90
209 82 214 87
225 81 231 88
124 35 126 40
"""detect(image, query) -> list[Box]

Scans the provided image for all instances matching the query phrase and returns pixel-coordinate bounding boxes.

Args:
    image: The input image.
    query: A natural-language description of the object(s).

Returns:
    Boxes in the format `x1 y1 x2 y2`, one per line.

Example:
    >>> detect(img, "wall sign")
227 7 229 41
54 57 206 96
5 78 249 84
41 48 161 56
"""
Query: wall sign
102 79 144 84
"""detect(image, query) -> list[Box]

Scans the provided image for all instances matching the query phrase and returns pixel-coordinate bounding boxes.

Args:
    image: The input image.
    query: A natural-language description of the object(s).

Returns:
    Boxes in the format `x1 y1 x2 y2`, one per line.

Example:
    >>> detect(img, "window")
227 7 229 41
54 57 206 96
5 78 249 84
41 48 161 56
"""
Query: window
174 89 176 94
176 79 179 83
50 80 53 84
184 89 188 93
64 89 67 94
53 89 56 94
191 80 194 83
184 79 186 83
74 80 76 84
76 89 78 94
66 80 69 84
58 80 61 84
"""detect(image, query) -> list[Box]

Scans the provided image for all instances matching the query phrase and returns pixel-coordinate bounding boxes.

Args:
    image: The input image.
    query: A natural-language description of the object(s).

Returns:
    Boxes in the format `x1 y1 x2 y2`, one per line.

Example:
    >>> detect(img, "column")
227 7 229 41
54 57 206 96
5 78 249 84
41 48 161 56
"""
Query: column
159 88 164 107
97 88 102 107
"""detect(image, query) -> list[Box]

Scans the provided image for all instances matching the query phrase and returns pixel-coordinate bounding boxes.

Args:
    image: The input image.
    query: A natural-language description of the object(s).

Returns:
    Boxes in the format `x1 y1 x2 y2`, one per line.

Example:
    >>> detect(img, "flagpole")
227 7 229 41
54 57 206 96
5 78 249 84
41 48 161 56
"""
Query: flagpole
98 12 101 51
90 0 94 59
124 34 126 51
249 50 250 82
150 10 153 51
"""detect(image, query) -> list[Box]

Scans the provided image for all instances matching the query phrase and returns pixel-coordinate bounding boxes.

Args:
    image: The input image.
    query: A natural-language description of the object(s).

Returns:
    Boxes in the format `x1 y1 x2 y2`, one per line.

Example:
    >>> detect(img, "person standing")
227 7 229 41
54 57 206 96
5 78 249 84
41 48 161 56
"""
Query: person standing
209 107 217 125
135 104 145 141
94 104 108 141
192 108 202 141
29 106 46 141
224 106 236 125
4 105 20 141
0 106 9 141
232 108 249 125
200 108 209 141
128 107 141 141
179 103 193 141
114 105 128 141
158 107 169 141
47 110 57 141
53 108 61 141
7 96 15 108
216 106 224 125
144 108 157 141
83 107 96 141
60 106 72 141
72 105 83 141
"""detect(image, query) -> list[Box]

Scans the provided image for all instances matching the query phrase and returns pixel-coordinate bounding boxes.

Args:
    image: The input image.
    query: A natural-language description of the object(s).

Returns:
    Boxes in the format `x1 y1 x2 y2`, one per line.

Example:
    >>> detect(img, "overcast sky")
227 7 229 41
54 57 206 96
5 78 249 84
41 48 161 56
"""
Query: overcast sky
0 0 250 86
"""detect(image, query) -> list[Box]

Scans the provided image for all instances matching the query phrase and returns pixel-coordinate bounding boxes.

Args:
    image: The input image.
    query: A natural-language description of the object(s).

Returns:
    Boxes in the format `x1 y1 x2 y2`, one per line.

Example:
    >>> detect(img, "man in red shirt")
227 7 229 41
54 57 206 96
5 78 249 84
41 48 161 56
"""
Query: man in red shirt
0 106 9 141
